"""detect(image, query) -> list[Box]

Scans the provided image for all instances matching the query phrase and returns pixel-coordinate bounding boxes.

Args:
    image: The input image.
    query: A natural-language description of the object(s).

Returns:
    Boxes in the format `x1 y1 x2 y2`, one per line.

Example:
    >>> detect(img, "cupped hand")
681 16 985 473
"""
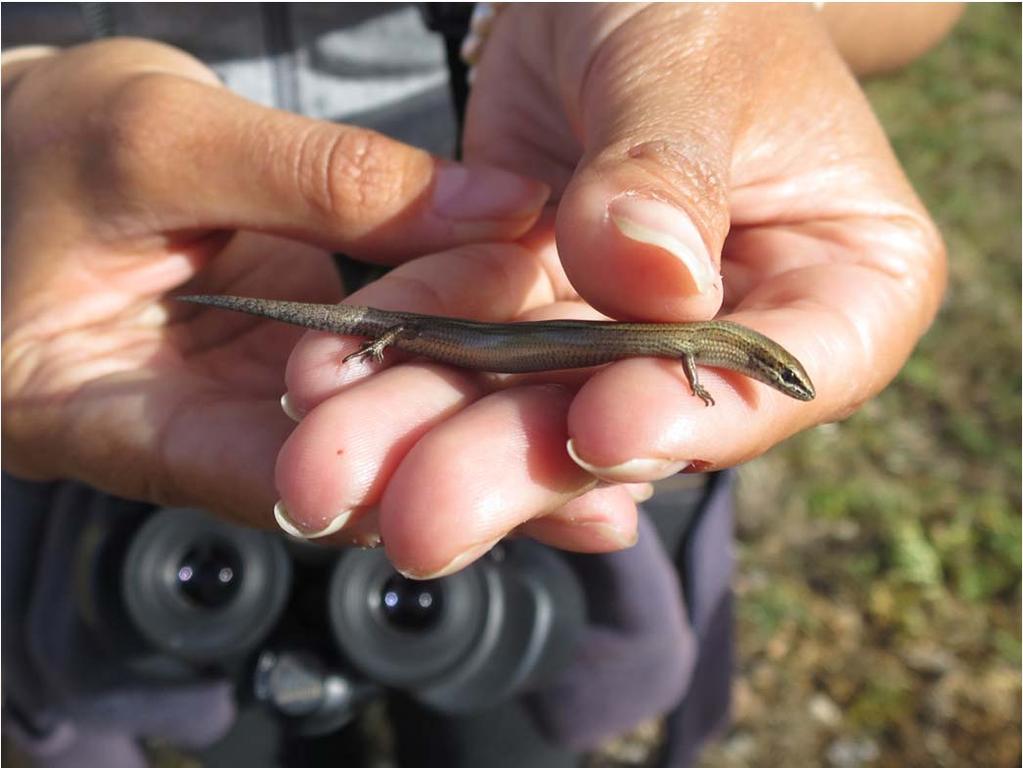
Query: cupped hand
274 4 946 576
464 5 945 476
1 39 547 525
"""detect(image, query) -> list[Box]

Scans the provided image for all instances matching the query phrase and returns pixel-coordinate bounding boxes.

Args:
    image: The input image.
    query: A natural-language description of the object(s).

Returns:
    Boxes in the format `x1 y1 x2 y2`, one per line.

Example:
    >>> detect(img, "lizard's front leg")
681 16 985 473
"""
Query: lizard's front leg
681 353 715 407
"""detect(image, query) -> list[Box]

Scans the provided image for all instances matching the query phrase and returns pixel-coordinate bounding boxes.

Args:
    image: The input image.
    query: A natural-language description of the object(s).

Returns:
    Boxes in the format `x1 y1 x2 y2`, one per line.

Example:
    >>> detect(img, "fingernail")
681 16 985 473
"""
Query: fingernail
274 500 352 539
593 480 654 505
345 508 381 549
352 532 383 549
625 483 656 503
399 539 498 580
280 393 305 422
579 521 639 548
595 480 655 503
609 196 717 293
433 164 549 221
566 439 690 482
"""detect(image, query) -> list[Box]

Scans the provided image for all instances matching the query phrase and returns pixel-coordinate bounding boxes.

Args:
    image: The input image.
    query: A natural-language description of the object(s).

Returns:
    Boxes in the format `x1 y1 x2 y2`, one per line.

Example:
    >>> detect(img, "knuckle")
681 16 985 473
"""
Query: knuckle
296 126 421 230
625 138 731 242
910 213 947 270
867 208 948 319
906 212 949 321
628 140 728 200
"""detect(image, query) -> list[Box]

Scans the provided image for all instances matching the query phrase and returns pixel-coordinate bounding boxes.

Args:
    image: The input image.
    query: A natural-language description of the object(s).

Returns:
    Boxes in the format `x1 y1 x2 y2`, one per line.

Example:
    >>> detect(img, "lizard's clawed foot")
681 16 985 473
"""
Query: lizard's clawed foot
693 384 715 407
341 324 412 367
343 339 387 365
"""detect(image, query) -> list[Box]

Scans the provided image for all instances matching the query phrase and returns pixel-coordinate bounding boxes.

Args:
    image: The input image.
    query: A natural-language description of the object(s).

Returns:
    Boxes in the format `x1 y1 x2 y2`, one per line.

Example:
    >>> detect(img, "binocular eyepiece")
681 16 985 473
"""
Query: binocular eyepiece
121 507 292 666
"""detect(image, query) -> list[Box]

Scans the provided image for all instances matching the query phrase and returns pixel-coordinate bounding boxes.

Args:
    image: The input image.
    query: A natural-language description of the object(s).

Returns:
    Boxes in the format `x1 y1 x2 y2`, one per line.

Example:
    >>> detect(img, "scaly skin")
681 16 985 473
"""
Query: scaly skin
179 295 816 406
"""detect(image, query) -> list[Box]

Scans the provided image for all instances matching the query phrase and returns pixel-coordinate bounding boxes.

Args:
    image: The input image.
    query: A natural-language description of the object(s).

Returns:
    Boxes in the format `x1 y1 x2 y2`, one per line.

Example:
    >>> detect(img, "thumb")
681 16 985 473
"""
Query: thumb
174 80 549 261
67 59 548 262
554 5 751 322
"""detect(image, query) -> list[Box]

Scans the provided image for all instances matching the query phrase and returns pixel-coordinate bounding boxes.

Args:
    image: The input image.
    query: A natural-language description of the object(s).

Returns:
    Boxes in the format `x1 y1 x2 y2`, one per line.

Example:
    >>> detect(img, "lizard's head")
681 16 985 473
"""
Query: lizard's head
745 342 816 402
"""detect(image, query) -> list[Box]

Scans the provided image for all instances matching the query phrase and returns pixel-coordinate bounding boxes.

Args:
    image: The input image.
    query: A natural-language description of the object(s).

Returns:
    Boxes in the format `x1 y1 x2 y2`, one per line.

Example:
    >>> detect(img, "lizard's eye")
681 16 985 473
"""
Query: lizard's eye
782 369 801 386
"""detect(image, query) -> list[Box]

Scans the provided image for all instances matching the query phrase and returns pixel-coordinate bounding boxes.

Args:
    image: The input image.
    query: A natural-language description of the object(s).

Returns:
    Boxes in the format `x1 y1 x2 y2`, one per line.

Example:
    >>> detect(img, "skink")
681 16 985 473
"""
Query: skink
179 295 815 405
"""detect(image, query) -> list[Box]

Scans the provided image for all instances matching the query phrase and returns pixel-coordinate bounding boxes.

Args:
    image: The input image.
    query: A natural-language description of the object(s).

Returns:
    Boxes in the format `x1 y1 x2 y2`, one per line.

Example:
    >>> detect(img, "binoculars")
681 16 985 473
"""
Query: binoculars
25 483 585 737
7 472 723 768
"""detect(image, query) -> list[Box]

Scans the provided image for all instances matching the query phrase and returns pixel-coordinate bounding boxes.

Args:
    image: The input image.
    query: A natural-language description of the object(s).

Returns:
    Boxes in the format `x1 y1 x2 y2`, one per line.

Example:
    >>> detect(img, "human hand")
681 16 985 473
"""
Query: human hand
462 4 945 476
1 39 548 524
268 4 946 577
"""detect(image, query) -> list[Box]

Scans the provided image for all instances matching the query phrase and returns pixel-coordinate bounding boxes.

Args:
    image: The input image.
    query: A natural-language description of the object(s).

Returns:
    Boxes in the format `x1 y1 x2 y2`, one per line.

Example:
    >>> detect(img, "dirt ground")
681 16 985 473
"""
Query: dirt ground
694 5 1021 767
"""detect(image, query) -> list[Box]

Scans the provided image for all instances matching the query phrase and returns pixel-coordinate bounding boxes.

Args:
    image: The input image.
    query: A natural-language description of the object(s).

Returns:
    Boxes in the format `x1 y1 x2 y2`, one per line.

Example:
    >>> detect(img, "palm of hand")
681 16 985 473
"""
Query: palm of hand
3 233 343 522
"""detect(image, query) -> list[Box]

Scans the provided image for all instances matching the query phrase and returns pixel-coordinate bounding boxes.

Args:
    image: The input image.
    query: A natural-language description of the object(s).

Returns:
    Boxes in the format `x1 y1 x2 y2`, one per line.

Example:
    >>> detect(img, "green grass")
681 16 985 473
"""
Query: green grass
701 5 1022 767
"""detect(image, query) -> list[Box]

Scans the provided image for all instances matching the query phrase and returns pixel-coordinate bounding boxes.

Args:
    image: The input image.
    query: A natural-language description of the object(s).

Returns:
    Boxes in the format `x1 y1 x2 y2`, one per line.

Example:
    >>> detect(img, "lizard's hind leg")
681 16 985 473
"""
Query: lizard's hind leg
342 325 416 365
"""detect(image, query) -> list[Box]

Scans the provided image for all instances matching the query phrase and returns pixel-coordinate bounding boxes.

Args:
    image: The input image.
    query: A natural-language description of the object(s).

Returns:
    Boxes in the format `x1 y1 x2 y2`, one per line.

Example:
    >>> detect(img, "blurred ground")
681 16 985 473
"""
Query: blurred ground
696 5 1021 767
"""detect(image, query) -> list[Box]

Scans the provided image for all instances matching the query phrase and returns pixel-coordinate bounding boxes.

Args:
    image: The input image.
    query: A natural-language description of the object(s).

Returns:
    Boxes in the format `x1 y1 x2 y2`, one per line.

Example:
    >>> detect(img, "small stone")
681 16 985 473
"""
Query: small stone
832 519 861 541
902 646 954 677
827 737 880 768
767 634 790 660
723 732 757 761
809 693 843 728
732 679 762 723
